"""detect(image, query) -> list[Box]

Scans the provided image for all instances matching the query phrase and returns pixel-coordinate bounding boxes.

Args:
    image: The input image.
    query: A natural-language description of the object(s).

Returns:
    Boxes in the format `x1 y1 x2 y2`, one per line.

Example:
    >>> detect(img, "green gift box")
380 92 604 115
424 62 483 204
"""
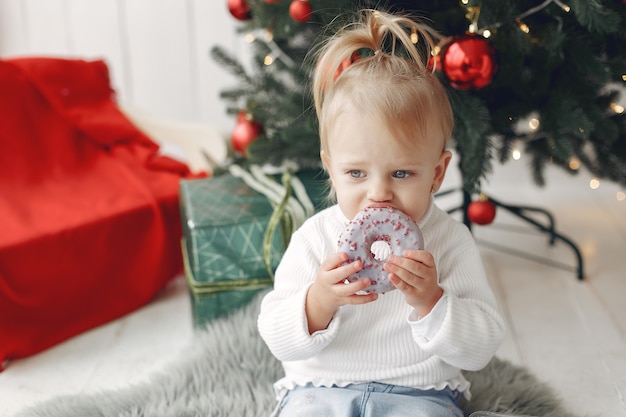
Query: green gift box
180 168 327 327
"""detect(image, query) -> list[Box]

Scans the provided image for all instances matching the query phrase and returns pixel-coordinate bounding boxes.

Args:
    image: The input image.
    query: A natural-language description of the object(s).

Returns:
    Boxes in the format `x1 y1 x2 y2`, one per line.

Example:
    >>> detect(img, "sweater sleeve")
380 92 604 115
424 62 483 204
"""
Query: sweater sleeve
409 213 506 371
257 219 342 361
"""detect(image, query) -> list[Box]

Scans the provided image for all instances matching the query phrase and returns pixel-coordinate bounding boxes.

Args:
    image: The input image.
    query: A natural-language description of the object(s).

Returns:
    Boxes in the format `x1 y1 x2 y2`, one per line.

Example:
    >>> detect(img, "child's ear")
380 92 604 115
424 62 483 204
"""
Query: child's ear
432 150 452 193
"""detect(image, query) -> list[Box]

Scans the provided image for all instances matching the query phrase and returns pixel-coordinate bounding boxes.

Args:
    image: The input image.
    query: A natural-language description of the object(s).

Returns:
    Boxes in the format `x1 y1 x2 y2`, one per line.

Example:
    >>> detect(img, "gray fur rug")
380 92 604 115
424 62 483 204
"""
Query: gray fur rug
19 293 580 417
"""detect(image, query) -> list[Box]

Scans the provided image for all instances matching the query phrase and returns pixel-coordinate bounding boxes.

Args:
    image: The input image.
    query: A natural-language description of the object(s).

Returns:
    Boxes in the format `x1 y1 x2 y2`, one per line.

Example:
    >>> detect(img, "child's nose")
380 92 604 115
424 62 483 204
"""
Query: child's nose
367 179 392 202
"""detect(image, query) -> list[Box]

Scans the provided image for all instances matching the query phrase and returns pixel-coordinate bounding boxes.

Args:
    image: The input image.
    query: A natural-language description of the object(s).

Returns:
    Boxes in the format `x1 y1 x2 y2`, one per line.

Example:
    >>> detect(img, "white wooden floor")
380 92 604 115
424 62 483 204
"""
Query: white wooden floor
1 157 625 417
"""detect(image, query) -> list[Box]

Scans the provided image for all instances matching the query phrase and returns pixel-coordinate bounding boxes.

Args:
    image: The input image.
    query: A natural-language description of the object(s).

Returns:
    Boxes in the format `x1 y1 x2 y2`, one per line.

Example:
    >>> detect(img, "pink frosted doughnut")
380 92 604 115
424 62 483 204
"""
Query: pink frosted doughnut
338 207 424 294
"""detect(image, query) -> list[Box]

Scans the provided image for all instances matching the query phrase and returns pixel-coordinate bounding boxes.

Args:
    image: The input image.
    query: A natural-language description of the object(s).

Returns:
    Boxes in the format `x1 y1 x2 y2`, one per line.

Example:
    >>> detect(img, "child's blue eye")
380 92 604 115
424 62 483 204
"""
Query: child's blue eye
393 170 411 179
349 170 365 178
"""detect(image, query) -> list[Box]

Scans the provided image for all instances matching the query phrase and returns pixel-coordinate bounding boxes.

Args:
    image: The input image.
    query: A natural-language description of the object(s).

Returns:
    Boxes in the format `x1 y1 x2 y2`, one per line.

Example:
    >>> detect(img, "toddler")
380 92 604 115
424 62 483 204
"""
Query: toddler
258 9 505 417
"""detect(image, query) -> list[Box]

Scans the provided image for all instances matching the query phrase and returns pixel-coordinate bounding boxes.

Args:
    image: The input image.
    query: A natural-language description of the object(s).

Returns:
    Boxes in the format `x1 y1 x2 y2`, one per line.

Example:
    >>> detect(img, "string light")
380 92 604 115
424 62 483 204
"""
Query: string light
483 0 570 33
610 102 625 114
516 19 530 33
518 0 570 19
512 148 522 160
465 6 481 33
589 178 600 190
617 191 625 202
410 27 419 44
554 0 571 12
246 29 295 67
528 118 540 130
568 156 581 170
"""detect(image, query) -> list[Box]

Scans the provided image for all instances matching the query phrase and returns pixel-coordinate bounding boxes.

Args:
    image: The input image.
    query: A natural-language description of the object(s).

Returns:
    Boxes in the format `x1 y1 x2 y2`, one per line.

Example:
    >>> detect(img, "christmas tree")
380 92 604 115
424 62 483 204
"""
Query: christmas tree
212 0 626 195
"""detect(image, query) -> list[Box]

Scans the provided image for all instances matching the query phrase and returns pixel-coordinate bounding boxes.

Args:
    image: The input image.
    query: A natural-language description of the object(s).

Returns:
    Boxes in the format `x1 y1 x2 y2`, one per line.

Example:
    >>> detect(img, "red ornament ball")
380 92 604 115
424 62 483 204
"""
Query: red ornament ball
467 198 497 225
289 0 313 23
231 114 263 155
442 34 497 90
427 54 441 72
227 0 251 21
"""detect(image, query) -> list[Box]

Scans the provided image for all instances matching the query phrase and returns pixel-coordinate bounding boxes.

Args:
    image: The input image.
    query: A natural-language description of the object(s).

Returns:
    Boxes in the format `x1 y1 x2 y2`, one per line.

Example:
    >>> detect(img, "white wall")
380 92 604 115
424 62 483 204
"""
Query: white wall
0 0 250 132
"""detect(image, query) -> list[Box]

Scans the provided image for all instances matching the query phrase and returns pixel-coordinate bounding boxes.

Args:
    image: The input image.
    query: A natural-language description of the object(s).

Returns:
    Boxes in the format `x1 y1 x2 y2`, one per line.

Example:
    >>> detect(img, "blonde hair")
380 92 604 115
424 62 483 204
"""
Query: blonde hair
312 9 453 155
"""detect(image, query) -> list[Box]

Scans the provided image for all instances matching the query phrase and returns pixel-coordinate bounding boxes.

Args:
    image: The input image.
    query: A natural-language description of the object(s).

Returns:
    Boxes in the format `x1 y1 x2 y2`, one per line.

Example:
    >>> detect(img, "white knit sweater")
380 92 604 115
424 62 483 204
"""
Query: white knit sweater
257 200 505 400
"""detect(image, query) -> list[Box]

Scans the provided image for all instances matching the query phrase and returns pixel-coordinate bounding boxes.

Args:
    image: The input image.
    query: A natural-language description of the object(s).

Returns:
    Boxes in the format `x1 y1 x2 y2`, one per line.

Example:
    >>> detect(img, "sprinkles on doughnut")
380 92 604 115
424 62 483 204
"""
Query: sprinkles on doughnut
338 206 424 294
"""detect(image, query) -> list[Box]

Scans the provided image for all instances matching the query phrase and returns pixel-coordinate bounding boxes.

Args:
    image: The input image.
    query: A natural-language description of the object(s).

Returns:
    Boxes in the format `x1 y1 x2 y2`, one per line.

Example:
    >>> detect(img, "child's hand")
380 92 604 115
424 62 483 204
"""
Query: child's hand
305 252 378 333
384 250 443 318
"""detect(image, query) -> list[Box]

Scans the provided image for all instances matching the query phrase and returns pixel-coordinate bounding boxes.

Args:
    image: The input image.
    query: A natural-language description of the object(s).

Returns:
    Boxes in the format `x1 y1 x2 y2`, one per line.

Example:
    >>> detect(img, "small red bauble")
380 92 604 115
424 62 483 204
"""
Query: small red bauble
442 34 497 90
467 198 497 225
427 54 441 72
228 0 251 21
231 114 263 155
289 0 313 23
236 110 248 123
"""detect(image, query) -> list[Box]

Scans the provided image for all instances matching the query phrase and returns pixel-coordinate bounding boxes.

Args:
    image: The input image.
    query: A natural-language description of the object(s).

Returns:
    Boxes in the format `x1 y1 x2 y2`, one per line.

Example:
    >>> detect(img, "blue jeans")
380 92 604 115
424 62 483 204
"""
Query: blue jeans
275 382 464 417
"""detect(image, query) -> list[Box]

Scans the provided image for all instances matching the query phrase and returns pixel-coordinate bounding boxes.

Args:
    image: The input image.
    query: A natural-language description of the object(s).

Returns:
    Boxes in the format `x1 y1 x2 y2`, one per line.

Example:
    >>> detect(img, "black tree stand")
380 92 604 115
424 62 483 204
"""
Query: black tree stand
437 188 585 281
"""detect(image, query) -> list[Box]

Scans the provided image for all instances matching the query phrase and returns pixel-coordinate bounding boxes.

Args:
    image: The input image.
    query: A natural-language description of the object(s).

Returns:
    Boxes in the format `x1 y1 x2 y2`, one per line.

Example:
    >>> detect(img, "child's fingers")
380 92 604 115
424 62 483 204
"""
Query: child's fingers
341 278 379 303
319 253 363 285
401 249 435 267
319 252 350 271
385 255 429 280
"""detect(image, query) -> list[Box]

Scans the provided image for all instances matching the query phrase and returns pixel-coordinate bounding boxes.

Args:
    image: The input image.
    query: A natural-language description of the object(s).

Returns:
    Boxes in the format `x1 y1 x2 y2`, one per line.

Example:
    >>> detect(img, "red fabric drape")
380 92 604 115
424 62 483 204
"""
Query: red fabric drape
0 57 202 369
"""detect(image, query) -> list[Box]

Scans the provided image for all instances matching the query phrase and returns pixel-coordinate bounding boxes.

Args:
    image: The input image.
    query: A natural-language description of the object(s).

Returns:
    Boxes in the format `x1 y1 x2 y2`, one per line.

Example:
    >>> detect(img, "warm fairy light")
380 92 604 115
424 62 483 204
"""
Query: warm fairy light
465 6 481 33
617 191 626 202
460 0 469 5
512 148 522 160
264 55 274 65
410 29 419 44
569 156 581 170
528 118 540 130
578 127 585 134
589 178 600 190
245 33 255 43
611 102 625 114
264 30 274 42
516 19 530 33
554 0 571 12
482 29 492 38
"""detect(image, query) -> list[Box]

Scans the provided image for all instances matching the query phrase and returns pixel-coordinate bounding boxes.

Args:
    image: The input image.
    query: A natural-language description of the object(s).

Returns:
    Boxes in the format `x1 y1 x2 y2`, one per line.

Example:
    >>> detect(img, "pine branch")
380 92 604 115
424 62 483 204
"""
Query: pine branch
449 91 494 193
569 0 621 33
210 46 254 86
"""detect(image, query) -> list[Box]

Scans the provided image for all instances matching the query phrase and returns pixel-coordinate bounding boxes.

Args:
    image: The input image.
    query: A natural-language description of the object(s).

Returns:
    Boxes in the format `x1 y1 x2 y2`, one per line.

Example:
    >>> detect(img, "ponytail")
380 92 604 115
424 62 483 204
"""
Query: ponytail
313 9 441 118
312 9 453 155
